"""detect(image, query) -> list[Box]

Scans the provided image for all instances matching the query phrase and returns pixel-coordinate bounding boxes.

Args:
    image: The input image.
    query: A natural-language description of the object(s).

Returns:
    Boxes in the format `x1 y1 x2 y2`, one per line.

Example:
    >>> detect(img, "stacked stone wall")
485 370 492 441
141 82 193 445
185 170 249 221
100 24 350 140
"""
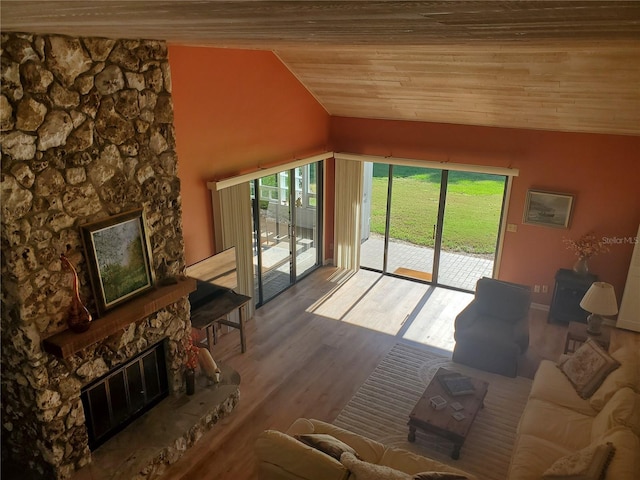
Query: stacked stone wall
1 32 190 479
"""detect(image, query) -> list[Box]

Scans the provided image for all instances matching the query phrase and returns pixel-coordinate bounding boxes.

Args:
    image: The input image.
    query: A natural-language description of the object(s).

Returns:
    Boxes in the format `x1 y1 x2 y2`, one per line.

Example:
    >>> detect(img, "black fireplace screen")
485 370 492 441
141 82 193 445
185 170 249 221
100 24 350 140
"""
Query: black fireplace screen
81 341 169 450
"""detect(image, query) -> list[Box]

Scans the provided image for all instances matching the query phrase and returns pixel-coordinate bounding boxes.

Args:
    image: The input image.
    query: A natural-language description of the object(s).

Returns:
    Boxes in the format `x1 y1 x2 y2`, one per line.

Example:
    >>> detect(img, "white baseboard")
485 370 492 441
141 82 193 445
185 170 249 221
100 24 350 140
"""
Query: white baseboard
531 302 550 312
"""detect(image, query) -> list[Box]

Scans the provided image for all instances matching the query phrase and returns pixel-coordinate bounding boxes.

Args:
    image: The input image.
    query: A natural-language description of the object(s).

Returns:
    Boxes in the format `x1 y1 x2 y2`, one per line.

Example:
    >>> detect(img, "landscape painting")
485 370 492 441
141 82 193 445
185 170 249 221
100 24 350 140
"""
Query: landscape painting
81 209 154 315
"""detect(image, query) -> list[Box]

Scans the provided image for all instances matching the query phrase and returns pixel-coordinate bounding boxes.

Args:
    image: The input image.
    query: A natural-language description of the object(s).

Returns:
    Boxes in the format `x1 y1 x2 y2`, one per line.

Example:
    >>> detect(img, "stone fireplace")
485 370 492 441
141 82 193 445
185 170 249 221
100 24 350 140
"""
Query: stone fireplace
1 32 197 479
80 340 169 451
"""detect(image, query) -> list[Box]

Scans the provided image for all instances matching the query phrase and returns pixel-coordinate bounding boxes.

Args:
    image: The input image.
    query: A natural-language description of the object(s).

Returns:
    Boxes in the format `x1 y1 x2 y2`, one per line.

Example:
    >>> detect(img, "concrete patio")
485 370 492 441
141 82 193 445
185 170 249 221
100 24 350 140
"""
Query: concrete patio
360 234 494 291
253 231 494 305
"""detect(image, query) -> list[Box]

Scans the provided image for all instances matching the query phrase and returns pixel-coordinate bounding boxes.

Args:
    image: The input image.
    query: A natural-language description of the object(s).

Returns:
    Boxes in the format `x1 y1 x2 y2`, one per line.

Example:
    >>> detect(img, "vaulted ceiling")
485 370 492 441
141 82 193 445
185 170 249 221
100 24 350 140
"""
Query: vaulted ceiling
3 1 640 136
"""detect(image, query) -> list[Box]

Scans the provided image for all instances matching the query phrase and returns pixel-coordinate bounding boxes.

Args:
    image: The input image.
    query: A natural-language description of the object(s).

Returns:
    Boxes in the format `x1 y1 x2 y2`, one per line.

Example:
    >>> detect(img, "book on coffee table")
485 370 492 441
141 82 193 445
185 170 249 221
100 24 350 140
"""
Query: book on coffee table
437 372 475 396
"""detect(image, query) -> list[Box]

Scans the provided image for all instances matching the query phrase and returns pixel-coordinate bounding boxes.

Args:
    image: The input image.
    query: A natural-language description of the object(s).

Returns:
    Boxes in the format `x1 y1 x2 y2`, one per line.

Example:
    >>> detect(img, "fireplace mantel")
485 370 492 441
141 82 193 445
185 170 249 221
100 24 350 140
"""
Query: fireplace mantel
43 277 197 358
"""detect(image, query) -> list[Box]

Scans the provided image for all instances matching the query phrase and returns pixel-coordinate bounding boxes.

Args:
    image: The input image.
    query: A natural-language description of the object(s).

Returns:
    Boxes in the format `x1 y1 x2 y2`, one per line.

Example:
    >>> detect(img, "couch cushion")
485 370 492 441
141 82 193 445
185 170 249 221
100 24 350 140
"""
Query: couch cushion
413 472 470 479
295 433 360 461
340 452 411 480
255 430 349 480
507 434 572 480
287 417 317 435
590 347 639 411
591 388 640 440
558 339 620 399
455 316 516 345
474 278 531 322
594 426 640 480
518 398 593 451
528 360 597 417
259 461 321 480
541 441 615 480
378 447 475 478
302 419 386 464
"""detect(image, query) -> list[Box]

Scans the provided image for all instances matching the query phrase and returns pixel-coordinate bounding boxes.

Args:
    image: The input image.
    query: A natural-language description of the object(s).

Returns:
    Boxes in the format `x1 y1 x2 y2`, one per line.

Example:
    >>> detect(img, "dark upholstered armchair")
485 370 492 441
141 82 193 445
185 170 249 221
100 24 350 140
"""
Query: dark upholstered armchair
452 277 532 377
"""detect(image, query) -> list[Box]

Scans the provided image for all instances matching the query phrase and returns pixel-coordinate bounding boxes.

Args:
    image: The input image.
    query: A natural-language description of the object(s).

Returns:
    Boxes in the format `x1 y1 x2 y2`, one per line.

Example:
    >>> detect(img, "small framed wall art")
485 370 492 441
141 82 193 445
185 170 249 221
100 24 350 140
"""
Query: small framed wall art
81 208 155 316
523 190 574 229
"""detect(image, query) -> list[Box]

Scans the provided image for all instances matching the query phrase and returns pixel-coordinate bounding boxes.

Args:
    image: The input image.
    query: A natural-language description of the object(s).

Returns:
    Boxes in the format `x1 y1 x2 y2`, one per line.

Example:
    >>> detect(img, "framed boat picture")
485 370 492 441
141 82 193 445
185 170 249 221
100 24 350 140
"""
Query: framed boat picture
523 190 574 229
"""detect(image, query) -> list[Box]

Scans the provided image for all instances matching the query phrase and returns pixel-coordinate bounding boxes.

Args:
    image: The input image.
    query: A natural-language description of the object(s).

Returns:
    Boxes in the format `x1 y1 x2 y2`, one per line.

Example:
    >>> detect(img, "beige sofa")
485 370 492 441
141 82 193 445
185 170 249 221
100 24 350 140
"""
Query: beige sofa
255 418 476 480
508 344 640 479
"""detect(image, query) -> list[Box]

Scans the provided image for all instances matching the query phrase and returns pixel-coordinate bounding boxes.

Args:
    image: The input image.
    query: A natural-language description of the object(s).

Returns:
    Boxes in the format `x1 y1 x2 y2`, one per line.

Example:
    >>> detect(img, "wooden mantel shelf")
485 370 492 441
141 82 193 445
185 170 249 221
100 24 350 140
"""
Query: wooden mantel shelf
43 277 196 358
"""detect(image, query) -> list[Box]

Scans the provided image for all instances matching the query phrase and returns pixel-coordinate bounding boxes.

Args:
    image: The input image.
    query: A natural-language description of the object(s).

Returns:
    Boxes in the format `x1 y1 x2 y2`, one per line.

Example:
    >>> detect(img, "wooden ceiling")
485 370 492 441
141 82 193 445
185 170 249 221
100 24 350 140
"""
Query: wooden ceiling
3 1 640 136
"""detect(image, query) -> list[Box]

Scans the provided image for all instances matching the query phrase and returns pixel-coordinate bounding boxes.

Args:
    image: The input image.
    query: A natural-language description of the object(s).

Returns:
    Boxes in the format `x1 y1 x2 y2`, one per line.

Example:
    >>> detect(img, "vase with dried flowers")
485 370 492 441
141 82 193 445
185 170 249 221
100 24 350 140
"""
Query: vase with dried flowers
184 335 199 395
563 232 609 275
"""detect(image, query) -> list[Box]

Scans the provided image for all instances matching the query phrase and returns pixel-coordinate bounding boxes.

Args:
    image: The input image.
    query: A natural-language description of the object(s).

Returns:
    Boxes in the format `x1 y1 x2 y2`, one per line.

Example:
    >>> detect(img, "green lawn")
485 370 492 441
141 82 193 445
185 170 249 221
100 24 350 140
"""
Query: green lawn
369 169 505 254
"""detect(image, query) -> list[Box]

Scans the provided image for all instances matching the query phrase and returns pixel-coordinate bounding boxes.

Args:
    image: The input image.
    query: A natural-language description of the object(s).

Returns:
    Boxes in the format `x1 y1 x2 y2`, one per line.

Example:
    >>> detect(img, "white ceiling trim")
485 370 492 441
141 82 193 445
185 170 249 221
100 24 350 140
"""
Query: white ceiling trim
334 153 519 177
208 151 334 191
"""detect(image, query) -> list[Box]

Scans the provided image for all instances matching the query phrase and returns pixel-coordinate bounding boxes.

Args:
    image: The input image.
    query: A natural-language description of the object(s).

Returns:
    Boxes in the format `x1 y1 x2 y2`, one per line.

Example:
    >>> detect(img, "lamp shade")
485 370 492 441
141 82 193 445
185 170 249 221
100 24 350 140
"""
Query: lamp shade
580 282 618 316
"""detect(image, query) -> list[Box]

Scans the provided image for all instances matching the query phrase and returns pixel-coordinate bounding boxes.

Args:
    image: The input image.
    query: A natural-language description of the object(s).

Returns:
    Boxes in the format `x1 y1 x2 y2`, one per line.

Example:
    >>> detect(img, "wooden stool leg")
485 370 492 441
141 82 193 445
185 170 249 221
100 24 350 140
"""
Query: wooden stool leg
239 305 246 353
452 443 462 460
408 425 416 442
206 325 215 354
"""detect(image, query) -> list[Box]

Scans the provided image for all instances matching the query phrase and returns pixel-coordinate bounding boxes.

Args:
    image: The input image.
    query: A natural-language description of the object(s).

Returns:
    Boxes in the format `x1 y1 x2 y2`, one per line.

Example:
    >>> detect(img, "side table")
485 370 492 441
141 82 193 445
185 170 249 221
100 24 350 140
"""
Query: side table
564 321 611 354
548 269 597 324
190 289 251 354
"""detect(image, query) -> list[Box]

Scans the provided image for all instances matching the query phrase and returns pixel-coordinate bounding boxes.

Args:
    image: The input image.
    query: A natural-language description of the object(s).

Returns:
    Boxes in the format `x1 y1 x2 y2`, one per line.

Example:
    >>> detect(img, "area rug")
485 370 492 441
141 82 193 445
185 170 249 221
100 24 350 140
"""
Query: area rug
334 343 532 480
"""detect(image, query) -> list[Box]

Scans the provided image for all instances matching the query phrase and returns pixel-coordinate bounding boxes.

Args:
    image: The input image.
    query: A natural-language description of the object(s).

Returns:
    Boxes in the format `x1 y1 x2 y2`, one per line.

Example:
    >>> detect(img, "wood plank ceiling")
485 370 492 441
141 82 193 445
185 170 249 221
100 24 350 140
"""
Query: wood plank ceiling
2 1 640 136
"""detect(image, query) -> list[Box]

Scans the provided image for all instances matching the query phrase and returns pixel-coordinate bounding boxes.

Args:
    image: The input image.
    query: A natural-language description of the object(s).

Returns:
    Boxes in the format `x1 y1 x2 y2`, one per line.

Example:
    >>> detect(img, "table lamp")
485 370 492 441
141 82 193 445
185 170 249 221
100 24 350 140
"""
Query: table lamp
579 282 618 335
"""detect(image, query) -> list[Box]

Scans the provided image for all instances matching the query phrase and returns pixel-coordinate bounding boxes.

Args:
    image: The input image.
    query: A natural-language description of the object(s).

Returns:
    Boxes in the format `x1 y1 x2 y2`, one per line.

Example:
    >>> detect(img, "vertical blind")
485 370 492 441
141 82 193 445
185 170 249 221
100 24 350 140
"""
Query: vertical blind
212 182 255 319
334 158 364 271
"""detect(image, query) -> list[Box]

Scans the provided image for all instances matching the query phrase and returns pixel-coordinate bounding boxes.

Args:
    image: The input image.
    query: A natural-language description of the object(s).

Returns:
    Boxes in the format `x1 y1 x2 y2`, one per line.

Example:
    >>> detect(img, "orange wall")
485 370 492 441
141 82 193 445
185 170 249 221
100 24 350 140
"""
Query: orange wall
330 117 640 304
169 46 330 265
169 44 638 303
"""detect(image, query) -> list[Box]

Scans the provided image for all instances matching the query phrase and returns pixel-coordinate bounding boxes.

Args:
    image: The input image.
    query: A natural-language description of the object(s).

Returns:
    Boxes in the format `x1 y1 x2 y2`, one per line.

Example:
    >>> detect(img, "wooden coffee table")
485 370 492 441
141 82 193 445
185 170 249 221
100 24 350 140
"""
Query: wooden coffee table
408 367 488 459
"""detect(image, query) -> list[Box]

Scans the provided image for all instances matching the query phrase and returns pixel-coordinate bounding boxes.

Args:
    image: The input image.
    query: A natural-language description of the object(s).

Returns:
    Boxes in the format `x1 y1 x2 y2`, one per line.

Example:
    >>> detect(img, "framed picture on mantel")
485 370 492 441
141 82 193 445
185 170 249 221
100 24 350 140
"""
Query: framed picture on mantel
81 208 155 316
523 190 574 229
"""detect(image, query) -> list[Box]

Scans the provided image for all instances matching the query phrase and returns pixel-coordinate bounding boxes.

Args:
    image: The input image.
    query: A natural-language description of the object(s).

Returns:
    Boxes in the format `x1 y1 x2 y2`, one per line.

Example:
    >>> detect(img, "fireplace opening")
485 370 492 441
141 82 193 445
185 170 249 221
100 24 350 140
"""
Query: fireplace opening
80 340 169 450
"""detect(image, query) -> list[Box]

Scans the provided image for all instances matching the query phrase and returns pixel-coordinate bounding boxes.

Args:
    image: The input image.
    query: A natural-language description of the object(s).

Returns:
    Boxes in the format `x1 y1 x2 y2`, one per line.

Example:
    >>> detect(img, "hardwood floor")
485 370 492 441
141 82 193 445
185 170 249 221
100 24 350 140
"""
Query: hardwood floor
162 266 636 480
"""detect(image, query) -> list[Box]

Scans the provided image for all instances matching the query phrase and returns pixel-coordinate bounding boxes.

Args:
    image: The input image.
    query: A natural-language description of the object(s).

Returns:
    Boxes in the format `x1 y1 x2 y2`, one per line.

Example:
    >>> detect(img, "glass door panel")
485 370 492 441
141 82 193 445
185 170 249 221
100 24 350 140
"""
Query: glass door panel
294 163 319 279
438 171 506 290
360 162 388 271
250 181 262 302
358 161 507 292
252 162 323 306
386 166 441 282
254 172 293 304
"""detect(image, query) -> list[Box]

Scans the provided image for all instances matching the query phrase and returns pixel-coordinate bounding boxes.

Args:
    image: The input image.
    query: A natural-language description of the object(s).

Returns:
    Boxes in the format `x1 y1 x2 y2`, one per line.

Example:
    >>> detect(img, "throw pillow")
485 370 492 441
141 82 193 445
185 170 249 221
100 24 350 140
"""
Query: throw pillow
558 338 620 399
542 442 615 480
414 472 469 480
340 452 411 480
294 433 359 461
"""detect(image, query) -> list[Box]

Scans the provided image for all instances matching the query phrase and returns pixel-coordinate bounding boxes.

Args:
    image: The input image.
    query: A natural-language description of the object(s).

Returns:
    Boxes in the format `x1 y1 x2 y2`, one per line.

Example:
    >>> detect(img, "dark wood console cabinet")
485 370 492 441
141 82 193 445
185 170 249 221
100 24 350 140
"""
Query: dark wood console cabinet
548 268 597 324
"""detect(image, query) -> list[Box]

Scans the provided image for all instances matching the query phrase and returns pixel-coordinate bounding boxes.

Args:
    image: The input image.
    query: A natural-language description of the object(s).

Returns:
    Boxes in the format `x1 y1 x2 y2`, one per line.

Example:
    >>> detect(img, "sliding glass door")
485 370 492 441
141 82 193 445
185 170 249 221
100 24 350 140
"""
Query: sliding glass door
387 165 441 282
438 171 507 290
252 172 293 303
360 163 387 271
360 162 507 292
293 163 320 279
438 171 506 290
251 162 323 305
